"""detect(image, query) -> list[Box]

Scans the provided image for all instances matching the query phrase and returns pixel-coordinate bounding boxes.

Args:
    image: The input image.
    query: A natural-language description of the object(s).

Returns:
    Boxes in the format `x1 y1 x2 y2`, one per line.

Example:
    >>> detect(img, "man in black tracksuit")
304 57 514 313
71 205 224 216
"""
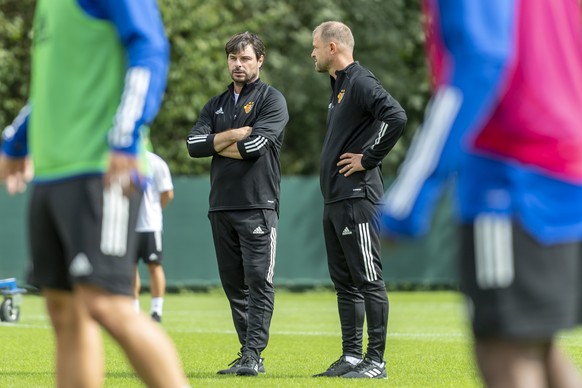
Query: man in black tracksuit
311 21 407 379
186 32 289 376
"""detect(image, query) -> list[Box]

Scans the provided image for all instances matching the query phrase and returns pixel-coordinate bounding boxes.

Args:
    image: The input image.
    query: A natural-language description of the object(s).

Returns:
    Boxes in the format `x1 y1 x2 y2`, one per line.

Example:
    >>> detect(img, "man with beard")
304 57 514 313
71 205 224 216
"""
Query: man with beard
186 32 289 376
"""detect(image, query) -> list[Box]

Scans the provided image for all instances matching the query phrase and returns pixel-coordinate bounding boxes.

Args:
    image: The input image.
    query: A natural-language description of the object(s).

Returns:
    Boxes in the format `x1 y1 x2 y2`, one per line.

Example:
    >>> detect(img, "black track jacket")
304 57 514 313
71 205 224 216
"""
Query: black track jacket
321 62 407 204
187 79 289 212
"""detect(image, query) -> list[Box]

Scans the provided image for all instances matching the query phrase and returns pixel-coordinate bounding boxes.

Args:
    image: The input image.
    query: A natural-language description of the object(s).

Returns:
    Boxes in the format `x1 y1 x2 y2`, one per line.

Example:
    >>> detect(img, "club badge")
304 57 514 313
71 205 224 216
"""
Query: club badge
337 89 345 104
244 101 255 114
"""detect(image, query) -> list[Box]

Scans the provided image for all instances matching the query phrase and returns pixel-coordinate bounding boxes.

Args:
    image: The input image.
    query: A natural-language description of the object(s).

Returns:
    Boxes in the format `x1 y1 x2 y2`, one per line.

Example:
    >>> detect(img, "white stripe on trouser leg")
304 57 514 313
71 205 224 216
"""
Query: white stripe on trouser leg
101 183 130 256
266 227 277 283
155 230 162 251
358 223 377 281
474 214 514 289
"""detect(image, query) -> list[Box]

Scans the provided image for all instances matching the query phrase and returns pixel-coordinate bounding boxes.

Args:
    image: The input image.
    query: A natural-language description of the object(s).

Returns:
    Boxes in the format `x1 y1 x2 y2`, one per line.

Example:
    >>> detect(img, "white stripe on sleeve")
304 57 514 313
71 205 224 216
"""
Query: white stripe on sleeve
109 67 151 148
187 135 208 144
371 122 388 149
383 87 462 218
244 136 268 153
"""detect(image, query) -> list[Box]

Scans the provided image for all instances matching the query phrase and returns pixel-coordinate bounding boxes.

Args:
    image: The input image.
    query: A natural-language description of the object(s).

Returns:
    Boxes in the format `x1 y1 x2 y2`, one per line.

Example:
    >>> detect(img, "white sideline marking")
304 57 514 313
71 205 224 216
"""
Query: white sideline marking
0 322 466 340
0 322 50 329
3 323 581 348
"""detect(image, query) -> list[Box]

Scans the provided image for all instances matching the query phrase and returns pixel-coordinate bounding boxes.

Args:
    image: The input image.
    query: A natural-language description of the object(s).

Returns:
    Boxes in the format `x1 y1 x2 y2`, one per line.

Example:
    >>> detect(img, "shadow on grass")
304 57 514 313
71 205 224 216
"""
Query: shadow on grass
0 371 53 377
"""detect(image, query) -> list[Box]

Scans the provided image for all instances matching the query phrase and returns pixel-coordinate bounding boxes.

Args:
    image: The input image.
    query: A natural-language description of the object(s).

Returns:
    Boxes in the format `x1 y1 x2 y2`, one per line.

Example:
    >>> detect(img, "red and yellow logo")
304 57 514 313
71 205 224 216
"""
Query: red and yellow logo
337 89 345 104
244 101 255 114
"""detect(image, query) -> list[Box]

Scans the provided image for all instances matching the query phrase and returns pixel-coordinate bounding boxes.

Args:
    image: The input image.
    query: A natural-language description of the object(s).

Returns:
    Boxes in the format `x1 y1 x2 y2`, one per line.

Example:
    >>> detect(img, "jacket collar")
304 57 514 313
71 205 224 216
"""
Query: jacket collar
335 61 359 77
227 78 263 96
330 61 359 89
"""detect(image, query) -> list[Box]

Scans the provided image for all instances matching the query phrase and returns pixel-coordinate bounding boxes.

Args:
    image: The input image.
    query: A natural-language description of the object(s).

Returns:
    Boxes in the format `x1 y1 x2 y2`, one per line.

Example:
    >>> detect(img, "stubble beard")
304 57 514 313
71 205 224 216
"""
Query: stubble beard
231 70 258 86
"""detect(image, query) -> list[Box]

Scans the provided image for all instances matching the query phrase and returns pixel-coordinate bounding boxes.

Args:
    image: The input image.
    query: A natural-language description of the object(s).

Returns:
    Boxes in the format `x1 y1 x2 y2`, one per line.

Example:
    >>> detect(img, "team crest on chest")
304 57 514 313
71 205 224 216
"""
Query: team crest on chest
337 89 345 104
243 101 255 114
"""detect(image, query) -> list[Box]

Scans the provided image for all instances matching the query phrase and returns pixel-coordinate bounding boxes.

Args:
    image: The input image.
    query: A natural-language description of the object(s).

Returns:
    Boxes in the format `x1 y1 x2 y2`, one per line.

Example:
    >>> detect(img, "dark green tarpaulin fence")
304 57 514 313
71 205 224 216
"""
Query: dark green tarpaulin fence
0 177 458 288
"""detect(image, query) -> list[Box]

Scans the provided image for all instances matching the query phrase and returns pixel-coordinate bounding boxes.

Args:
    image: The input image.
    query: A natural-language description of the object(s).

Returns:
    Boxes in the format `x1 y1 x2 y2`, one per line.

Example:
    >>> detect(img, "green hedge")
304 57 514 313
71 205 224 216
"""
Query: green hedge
0 0 428 175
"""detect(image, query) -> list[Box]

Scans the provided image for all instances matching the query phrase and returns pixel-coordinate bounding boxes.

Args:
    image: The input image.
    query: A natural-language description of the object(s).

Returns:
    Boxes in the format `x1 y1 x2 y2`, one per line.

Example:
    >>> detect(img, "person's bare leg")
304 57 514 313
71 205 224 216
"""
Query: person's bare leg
475 338 548 388
546 343 582 388
76 284 188 388
148 263 165 298
44 289 104 388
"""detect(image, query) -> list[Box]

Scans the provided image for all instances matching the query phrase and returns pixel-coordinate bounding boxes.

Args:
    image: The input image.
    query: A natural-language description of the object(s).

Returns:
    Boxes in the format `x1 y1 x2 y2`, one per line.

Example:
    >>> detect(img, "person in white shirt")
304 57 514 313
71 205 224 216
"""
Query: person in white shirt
134 151 174 322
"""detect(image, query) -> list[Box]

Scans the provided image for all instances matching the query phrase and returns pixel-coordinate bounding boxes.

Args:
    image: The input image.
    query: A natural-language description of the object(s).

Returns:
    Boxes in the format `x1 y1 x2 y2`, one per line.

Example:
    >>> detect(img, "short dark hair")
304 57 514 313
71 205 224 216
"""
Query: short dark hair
225 31 265 61
313 21 354 51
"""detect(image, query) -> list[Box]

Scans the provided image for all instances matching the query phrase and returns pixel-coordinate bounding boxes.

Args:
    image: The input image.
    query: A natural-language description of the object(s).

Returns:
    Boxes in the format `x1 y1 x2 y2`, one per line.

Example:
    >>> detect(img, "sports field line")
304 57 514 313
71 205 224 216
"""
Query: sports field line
170 328 470 339
5 322 582 350
0 322 466 339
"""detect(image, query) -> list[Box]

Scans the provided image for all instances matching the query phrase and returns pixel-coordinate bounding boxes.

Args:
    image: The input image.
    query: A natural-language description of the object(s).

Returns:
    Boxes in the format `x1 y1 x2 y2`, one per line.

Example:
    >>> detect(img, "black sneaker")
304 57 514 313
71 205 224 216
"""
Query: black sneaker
217 353 243 375
313 356 359 377
342 357 387 379
236 354 261 376
151 312 162 323
217 353 265 375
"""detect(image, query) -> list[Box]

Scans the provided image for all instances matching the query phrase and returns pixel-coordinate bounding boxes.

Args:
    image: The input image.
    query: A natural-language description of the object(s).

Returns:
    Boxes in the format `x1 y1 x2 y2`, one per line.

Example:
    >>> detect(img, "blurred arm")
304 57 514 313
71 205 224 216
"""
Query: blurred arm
380 0 517 237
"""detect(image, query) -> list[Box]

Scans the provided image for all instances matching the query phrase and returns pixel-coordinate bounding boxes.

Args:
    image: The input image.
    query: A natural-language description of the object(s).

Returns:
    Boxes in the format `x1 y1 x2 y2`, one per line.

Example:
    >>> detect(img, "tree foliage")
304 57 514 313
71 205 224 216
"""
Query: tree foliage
0 0 34 125
0 0 428 175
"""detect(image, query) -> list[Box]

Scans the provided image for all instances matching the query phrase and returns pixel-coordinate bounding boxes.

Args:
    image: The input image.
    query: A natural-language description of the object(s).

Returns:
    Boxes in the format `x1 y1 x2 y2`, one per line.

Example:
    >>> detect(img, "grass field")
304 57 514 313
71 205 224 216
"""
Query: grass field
1 290 582 387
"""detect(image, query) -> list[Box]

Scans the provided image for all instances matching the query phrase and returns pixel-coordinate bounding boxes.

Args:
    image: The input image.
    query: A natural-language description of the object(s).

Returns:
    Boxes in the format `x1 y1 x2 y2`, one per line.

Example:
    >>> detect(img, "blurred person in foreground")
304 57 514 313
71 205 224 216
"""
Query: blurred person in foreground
381 0 582 386
186 32 289 376
134 150 174 323
311 21 407 379
0 1 188 387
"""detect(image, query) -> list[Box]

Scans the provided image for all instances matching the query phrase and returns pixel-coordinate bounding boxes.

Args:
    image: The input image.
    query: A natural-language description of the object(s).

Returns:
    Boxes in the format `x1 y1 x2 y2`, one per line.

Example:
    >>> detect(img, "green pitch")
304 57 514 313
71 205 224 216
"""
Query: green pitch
1 290 581 387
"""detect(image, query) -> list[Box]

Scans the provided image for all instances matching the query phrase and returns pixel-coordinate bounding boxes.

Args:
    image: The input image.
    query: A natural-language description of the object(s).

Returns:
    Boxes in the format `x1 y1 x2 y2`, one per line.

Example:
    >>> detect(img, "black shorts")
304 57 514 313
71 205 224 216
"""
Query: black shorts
136 231 163 264
460 214 582 340
27 176 141 296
